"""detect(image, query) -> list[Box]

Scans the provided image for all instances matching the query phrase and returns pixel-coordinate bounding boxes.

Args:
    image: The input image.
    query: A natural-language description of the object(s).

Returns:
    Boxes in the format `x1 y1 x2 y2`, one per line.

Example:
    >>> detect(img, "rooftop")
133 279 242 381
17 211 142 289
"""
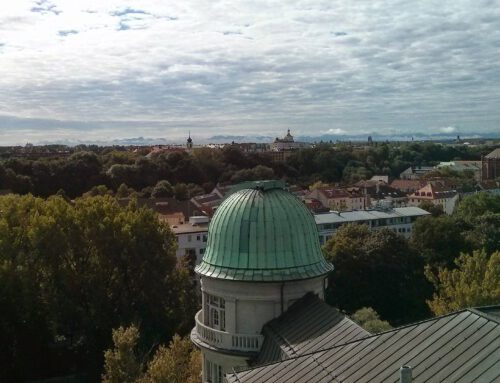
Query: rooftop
254 294 369 366
314 207 430 225
485 147 500 159
170 222 209 235
195 180 333 282
227 305 500 383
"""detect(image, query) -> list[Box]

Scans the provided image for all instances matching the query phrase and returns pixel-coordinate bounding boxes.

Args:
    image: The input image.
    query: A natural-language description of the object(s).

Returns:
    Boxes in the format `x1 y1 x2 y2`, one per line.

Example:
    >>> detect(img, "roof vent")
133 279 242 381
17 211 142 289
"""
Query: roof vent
400 366 412 383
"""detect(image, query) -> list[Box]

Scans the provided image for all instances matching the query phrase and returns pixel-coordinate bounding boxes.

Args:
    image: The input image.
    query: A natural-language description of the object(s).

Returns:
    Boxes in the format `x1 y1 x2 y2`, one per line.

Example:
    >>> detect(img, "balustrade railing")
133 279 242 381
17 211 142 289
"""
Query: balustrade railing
194 310 263 352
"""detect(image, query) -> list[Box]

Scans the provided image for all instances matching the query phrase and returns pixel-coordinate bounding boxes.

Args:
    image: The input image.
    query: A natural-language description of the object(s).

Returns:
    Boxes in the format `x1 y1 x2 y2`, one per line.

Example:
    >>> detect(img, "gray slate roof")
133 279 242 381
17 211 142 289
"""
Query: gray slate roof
227 306 500 383
254 294 369 366
485 148 500 159
314 207 430 225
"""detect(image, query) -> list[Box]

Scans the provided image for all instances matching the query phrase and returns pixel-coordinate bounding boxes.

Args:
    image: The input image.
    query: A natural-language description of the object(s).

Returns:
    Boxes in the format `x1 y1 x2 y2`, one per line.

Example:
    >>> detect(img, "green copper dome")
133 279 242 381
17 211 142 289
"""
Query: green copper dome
195 180 333 282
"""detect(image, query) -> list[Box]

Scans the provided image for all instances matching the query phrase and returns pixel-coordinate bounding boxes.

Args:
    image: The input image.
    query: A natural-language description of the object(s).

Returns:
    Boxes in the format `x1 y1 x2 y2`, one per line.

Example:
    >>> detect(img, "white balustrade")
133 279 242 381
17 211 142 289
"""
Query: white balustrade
194 310 263 352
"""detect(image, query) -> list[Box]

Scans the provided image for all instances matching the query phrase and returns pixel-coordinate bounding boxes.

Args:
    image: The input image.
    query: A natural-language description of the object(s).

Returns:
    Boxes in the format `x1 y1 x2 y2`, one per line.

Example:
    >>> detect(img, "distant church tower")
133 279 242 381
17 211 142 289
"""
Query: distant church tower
186 132 193 150
191 181 333 382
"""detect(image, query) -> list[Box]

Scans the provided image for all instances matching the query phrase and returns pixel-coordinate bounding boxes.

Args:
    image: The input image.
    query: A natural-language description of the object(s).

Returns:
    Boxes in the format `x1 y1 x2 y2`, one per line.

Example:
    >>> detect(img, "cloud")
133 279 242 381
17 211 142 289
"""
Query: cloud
439 126 458 133
324 128 347 135
58 29 78 36
31 0 61 15
0 0 499 143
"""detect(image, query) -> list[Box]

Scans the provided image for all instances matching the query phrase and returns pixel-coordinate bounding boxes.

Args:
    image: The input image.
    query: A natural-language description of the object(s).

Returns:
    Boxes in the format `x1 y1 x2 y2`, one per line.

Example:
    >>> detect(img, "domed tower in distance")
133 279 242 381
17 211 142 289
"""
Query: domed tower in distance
186 131 193 150
191 180 333 382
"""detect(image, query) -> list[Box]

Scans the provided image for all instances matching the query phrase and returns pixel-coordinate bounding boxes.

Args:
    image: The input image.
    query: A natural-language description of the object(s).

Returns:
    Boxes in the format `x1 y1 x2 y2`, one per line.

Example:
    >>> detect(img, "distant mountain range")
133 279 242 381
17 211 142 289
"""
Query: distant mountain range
31 132 498 146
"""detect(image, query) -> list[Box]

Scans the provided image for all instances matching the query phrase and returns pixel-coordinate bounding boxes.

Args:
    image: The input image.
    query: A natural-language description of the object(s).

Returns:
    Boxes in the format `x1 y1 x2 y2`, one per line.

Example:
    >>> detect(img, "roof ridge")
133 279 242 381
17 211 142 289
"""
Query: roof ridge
229 308 477 375
468 306 500 324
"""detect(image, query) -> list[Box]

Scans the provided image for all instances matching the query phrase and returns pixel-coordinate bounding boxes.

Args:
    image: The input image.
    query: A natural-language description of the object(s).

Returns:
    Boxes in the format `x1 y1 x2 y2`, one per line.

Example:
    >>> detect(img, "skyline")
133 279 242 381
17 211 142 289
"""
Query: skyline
1 0 500 145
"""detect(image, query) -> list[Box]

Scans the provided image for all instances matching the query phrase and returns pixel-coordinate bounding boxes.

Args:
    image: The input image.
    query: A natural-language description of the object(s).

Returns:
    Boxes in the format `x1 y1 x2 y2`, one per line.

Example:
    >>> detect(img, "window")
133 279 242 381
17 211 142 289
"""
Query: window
187 234 192 242
218 365 223 383
205 359 212 383
197 235 201 241
211 308 219 326
200 248 205 255
207 294 225 331
205 359 223 383
203 234 208 242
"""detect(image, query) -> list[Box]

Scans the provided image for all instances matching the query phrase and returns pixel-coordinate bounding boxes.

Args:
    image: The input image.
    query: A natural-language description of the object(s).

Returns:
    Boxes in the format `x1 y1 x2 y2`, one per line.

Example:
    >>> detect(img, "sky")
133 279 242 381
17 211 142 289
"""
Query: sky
0 0 499 145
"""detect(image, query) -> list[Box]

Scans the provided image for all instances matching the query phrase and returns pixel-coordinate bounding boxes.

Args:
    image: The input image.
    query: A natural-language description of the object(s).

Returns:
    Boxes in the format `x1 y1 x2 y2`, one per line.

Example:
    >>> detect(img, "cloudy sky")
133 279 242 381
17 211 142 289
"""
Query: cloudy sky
1 0 499 145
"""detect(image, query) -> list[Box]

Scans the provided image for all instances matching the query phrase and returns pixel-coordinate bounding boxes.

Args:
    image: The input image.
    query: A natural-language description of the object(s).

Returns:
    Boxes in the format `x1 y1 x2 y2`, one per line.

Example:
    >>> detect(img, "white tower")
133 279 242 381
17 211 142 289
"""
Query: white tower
190 181 333 382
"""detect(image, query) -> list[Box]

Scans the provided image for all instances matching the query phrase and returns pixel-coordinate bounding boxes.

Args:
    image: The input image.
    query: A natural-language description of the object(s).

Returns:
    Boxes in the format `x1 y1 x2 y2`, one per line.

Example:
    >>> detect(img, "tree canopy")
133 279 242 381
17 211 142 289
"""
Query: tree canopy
0 194 198 381
351 307 392 333
0 142 489 197
102 326 201 383
323 224 432 325
426 250 500 316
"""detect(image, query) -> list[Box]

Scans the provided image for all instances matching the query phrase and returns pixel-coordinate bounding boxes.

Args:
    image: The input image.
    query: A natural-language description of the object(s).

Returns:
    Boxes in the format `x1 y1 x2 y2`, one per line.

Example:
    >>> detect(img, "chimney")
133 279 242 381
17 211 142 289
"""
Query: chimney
400 366 412 383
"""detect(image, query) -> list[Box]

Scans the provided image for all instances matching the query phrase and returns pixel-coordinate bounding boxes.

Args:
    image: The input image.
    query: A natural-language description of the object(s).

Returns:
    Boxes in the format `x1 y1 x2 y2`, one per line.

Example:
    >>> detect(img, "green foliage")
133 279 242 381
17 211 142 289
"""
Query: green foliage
139 335 201 383
323 224 431 324
173 183 188 200
351 307 392 333
410 215 471 267
418 200 444 217
463 213 500 255
151 180 173 198
308 180 330 191
230 165 275 183
1 142 488 198
116 183 134 198
0 194 196 381
101 327 201 383
426 250 500 316
455 193 500 222
102 326 142 383
83 184 114 197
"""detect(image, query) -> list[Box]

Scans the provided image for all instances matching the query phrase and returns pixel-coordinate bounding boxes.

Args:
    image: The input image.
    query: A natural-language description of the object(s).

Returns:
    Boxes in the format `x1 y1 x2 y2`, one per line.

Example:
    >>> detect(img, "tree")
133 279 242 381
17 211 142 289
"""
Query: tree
418 200 444 217
230 165 275 183
455 193 500 222
101 328 201 383
351 307 392 333
140 335 201 383
173 183 189 200
151 180 173 198
324 224 431 324
410 215 470 267
426 250 500 316
0 194 189 381
464 213 500 254
83 184 113 197
117 183 133 198
102 326 142 383
308 180 330 191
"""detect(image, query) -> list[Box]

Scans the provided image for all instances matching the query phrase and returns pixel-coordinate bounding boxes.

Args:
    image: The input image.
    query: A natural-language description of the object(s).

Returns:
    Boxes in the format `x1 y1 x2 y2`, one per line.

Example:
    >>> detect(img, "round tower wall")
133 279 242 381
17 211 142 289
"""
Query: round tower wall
201 275 325 335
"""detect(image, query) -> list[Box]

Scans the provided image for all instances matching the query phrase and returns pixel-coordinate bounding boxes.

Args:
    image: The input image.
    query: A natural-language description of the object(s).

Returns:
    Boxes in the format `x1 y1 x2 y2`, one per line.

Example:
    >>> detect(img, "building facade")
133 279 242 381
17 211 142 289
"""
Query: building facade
307 187 368 211
481 148 500 181
407 183 459 215
315 206 430 244
171 216 209 264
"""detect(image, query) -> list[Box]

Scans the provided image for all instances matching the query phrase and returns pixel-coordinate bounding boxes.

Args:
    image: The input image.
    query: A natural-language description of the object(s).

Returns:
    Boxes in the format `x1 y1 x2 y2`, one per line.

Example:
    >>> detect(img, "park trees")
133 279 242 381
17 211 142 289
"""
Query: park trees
351 307 392 333
102 326 201 383
323 224 431 325
426 250 500 316
151 180 174 198
0 194 197 381
410 215 470 267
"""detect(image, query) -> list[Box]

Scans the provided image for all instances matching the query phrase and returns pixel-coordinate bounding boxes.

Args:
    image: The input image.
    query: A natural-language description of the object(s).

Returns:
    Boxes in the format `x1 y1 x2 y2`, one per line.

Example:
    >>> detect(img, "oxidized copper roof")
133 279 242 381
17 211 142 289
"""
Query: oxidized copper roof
195 180 333 281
